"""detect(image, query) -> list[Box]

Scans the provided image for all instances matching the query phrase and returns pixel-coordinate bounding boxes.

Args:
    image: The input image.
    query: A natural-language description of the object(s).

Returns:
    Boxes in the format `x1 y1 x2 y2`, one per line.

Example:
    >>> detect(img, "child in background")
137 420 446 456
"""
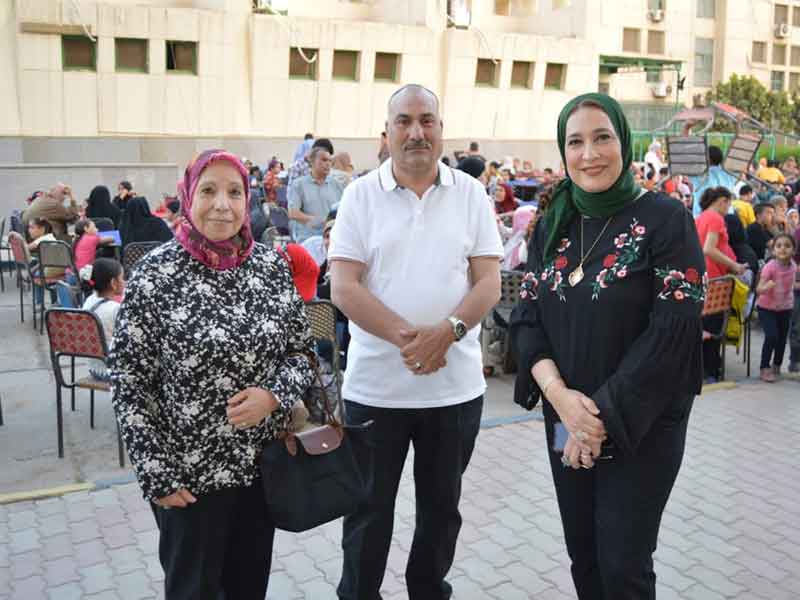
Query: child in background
27 218 59 305
55 219 115 307
80 259 125 381
756 233 799 382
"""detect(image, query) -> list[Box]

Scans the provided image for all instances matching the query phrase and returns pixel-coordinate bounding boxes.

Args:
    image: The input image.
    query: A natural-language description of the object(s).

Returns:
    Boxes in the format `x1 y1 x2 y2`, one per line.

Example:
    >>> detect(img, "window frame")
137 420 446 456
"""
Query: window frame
374 52 400 82
623 27 641 53
289 47 318 80
475 58 499 87
332 49 359 81
775 4 789 26
773 43 787 66
771 70 785 92
694 37 714 87
696 0 715 19
165 40 198 75
61 34 96 72
647 30 666 55
510 60 534 89
114 37 149 73
752 41 767 63
544 62 567 90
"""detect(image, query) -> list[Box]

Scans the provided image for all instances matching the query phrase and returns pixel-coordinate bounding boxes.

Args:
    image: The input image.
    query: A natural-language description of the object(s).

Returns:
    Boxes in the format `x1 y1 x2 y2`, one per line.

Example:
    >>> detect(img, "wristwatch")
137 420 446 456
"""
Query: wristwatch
447 316 468 342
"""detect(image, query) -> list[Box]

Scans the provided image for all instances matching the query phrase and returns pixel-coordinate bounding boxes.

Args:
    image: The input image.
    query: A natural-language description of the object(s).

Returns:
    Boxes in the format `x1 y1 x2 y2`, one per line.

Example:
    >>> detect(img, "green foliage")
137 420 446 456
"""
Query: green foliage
756 144 800 163
706 74 799 134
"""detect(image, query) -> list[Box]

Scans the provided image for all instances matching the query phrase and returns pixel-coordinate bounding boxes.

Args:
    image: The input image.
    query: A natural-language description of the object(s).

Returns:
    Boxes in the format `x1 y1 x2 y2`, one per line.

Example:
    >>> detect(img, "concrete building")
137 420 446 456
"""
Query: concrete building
0 0 797 209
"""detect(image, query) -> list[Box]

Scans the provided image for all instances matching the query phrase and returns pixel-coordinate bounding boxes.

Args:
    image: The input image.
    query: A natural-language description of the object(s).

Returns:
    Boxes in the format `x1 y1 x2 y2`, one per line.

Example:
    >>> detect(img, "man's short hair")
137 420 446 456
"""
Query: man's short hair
739 184 753 196
312 138 334 155
708 145 723 167
304 132 314 140
754 202 775 217
119 180 133 192
469 141 479 152
309 146 331 162
387 84 440 114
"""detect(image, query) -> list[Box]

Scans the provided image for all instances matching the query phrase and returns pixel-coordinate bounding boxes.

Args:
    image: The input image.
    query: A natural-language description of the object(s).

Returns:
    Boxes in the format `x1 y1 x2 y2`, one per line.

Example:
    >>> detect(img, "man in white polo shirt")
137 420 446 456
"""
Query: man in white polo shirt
329 84 503 600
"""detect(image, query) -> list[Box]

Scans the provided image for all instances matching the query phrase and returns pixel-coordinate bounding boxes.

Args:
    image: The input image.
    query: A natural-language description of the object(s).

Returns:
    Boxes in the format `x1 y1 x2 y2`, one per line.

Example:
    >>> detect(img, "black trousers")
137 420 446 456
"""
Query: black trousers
702 314 724 379
151 481 275 600
758 307 792 369
544 398 692 600
337 396 483 600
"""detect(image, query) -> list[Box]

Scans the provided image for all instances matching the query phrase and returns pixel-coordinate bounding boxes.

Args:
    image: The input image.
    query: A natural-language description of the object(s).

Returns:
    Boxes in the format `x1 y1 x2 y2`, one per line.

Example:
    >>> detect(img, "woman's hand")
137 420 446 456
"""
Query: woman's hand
226 387 279 430
155 488 197 509
548 384 607 446
731 262 747 276
563 435 596 470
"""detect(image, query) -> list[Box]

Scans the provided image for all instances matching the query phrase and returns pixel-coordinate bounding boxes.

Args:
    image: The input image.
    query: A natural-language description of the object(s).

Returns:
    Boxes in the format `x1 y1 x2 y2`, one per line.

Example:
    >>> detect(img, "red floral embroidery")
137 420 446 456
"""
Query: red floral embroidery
602 254 618 268
685 268 700 284
555 255 568 270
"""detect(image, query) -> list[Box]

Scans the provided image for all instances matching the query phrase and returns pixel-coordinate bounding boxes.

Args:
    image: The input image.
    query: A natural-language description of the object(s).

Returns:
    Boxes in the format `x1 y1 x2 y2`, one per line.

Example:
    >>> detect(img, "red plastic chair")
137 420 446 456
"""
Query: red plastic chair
44 308 125 467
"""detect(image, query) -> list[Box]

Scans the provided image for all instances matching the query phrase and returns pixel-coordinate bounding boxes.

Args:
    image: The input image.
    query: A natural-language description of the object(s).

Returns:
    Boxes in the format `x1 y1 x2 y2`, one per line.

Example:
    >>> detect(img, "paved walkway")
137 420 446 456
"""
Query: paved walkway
2 378 799 599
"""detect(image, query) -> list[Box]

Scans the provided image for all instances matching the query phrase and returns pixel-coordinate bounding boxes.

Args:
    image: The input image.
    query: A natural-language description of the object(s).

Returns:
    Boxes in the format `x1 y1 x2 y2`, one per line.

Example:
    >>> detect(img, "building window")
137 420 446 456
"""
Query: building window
790 72 800 91
696 0 715 18
648 30 665 54
374 52 400 82
791 46 800 66
289 47 317 79
62 35 96 71
648 0 665 9
545 63 566 89
771 70 785 91
598 81 610 95
494 0 510 15
511 60 533 88
694 37 714 87
115 38 148 73
475 58 499 86
623 28 641 53
332 50 359 81
752 41 767 63
646 69 662 83
775 4 789 26
793 7 800 27
166 41 197 74
774 43 787 65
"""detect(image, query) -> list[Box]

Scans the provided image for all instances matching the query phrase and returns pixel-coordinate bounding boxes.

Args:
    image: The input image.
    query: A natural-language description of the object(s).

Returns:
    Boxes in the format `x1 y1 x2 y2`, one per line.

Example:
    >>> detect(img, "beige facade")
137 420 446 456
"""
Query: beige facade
0 1 797 153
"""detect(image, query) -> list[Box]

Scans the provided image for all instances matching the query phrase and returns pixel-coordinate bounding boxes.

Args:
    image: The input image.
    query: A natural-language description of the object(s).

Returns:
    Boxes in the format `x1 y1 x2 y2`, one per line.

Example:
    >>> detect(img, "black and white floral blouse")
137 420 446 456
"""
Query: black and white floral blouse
109 240 314 502
510 192 707 456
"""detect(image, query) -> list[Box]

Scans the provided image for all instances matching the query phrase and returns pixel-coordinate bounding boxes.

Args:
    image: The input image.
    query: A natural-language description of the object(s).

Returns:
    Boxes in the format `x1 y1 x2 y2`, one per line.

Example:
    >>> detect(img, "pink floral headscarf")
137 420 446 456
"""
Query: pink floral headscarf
175 149 254 271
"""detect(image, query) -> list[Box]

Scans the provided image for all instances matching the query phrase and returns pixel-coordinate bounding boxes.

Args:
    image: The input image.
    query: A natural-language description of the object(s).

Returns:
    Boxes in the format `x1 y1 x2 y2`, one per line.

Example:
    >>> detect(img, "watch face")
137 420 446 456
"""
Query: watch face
455 322 468 339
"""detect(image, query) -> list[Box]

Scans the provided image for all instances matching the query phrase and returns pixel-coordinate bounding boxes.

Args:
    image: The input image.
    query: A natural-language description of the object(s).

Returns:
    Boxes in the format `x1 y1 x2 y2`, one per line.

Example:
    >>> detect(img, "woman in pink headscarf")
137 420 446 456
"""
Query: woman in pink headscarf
502 206 537 270
110 150 315 599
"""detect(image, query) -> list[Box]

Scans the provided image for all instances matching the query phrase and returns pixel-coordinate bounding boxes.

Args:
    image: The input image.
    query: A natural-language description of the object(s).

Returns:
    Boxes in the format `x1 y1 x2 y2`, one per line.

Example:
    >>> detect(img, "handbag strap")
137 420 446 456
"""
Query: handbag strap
289 351 340 427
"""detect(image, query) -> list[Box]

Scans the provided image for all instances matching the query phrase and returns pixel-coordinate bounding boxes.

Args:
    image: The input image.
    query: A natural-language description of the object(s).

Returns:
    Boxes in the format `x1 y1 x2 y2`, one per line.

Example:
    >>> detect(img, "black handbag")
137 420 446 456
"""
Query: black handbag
259 357 372 532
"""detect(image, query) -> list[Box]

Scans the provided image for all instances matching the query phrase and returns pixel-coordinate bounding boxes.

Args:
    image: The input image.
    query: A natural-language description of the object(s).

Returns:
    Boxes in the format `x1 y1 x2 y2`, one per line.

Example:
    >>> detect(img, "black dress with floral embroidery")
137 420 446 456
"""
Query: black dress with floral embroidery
109 240 315 502
510 192 706 455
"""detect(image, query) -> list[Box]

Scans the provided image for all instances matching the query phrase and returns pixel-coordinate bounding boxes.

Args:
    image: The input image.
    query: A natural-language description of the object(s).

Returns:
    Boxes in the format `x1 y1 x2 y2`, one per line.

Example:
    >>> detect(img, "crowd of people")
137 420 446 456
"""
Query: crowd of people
2 82 800 600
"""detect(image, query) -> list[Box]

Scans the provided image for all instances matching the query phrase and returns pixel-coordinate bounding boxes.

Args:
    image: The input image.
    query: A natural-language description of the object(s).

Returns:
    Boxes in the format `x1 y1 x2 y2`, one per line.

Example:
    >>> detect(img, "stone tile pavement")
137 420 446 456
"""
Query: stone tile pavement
2 378 799 599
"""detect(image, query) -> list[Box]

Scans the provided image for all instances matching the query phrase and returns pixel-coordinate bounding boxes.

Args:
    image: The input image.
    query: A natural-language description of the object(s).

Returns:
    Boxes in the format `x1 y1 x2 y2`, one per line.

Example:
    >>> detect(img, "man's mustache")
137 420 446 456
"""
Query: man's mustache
404 142 431 150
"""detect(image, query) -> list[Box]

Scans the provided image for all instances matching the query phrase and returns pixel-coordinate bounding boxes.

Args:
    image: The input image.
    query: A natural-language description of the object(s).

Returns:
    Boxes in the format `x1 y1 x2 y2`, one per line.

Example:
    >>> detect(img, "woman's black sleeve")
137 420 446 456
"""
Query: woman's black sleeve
593 205 706 455
509 221 555 410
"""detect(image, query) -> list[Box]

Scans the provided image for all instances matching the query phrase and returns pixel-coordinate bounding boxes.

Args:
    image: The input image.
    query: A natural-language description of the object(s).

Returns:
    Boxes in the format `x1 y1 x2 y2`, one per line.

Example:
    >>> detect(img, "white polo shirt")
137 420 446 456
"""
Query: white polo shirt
328 159 504 409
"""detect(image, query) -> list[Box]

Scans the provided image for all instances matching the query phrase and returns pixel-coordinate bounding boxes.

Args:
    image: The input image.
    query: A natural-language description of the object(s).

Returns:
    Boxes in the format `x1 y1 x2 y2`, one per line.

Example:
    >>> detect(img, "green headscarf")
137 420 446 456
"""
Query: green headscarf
542 93 641 261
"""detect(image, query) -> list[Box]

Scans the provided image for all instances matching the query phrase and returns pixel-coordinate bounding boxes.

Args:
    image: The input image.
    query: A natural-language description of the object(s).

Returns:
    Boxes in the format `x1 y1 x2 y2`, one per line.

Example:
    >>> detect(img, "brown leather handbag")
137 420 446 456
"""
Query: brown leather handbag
259 357 372 532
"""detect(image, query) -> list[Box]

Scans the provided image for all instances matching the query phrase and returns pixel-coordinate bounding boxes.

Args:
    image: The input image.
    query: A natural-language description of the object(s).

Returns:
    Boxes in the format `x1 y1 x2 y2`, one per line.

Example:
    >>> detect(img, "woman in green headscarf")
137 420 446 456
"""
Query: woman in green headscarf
509 94 706 599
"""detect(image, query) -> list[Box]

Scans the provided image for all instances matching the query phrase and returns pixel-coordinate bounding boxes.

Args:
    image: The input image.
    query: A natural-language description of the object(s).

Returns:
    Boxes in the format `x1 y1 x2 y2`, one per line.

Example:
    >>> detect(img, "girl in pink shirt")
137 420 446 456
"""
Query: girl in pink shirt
73 219 114 271
756 233 799 382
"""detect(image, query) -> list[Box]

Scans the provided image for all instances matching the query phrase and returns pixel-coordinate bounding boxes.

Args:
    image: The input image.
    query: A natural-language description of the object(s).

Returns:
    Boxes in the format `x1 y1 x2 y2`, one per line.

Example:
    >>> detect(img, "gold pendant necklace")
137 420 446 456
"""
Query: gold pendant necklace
568 215 614 287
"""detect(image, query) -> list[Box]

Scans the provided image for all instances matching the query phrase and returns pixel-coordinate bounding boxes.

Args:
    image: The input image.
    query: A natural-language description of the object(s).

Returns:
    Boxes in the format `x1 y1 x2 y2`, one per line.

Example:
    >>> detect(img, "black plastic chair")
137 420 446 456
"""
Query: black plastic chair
38 241 79 333
122 241 161 277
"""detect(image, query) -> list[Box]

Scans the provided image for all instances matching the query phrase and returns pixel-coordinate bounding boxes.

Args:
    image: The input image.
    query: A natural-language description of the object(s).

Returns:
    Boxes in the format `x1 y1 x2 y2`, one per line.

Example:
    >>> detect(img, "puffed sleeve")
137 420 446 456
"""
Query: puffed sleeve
261 260 315 415
593 205 706 456
509 221 555 410
109 271 187 502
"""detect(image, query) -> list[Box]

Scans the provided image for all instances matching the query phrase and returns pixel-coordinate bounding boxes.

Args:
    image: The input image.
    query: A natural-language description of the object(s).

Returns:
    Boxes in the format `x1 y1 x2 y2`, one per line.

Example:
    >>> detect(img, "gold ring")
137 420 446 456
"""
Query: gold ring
415 362 423 370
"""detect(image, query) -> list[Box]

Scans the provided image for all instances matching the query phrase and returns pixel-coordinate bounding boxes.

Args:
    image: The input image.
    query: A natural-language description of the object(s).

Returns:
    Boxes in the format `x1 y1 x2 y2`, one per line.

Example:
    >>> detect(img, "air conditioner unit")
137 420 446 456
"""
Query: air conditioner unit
775 23 790 38
647 9 664 22
651 82 670 98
